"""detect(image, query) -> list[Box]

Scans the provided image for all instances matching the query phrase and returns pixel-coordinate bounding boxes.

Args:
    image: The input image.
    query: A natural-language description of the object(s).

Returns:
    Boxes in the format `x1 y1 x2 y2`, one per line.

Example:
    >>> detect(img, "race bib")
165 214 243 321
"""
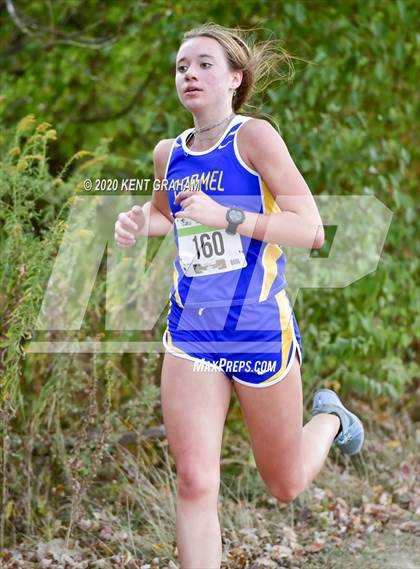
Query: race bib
175 218 247 277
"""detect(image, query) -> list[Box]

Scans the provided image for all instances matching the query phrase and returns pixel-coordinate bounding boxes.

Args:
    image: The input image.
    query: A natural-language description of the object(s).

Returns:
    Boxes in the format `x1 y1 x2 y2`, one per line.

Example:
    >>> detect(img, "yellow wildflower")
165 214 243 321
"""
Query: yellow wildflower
17 114 36 133
25 154 43 161
8 147 21 157
73 150 93 160
27 134 43 144
16 159 29 171
78 156 106 171
36 122 52 134
45 129 57 141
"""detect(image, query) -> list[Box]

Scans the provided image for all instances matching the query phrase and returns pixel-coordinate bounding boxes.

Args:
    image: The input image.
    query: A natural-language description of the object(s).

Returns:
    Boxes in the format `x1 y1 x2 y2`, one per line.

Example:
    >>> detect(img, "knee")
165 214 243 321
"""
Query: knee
269 483 304 504
176 463 219 500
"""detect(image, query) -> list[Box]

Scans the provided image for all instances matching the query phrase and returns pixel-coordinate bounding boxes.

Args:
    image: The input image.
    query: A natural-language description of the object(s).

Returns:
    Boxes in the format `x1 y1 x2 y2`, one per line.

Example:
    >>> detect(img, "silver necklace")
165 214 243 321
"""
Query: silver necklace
194 124 229 142
184 113 235 156
186 112 235 151
193 112 235 135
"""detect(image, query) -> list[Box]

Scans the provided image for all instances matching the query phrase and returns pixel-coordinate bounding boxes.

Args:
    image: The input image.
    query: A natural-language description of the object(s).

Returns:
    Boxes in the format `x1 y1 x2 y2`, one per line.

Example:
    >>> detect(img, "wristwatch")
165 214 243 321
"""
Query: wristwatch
225 207 245 235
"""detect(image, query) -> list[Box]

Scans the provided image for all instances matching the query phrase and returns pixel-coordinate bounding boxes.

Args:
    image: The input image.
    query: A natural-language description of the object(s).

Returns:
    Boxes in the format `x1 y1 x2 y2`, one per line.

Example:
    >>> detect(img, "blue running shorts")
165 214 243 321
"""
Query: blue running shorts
163 288 303 388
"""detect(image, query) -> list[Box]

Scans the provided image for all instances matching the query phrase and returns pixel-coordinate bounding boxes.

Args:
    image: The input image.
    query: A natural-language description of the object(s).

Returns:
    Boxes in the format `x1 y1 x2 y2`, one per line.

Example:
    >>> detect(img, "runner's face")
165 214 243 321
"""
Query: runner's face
175 36 238 111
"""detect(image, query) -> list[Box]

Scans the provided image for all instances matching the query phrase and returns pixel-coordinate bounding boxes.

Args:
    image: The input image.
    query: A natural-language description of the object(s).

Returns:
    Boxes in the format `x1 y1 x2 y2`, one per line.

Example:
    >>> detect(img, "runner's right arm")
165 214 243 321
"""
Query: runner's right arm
115 139 174 246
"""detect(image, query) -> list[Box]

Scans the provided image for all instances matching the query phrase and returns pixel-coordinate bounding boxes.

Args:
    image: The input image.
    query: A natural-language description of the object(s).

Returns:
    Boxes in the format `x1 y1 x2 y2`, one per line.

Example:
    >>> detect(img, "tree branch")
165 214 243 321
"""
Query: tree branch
74 72 156 123
5 0 121 50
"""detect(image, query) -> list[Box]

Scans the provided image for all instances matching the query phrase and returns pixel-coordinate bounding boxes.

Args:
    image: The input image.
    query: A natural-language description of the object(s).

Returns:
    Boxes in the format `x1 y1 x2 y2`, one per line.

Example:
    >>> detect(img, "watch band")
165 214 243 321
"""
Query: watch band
225 207 245 235
226 220 238 235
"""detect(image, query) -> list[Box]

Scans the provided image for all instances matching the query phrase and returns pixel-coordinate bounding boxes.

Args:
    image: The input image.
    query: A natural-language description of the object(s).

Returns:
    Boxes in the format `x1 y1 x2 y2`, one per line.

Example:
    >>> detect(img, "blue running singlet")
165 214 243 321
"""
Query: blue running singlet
164 114 288 309
161 114 303 388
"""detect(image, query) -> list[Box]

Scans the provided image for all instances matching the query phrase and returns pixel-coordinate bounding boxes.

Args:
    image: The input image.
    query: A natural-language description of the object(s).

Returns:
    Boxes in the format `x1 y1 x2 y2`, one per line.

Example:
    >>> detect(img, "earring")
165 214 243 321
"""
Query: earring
233 90 237 97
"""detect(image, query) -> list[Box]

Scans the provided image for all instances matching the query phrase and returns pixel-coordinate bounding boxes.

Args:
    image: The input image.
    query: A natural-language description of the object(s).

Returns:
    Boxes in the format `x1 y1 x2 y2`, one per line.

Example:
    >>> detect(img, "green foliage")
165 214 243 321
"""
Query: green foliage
0 113 166 548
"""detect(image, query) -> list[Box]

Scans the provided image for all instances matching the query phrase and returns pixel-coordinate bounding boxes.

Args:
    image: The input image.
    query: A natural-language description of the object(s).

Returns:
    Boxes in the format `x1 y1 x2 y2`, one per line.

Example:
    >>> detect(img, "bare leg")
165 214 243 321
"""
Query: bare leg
302 412 341 486
233 353 341 502
176 492 222 568
161 352 232 568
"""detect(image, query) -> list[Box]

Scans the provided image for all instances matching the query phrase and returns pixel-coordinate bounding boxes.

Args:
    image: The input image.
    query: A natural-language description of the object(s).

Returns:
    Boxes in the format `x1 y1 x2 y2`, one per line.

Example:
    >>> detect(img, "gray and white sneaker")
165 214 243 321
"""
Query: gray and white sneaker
312 388 365 455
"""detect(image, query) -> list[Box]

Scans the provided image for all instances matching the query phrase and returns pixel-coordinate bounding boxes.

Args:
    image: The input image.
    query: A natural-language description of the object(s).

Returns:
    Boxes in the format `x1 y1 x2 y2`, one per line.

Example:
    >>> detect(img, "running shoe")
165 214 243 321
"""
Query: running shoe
312 388 365 455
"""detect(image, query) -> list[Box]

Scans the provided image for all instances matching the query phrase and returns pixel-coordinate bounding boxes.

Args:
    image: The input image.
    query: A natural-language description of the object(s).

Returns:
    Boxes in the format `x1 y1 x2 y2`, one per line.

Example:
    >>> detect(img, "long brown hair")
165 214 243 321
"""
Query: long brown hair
181 22 296 124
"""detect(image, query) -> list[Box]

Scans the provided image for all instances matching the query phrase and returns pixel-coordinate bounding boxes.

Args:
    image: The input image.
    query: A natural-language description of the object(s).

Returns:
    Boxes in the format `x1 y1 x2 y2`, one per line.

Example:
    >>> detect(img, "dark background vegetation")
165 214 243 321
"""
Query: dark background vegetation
0 1 418 566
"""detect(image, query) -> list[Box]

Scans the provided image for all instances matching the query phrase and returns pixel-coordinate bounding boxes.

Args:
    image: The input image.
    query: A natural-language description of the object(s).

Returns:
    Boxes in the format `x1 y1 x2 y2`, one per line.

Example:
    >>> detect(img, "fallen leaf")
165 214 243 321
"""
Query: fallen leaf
305 543 325 553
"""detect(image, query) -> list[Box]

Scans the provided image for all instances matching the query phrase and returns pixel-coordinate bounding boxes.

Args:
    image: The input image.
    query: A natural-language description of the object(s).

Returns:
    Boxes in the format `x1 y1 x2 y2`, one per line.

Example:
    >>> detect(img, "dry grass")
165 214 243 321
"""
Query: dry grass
1 390 418 568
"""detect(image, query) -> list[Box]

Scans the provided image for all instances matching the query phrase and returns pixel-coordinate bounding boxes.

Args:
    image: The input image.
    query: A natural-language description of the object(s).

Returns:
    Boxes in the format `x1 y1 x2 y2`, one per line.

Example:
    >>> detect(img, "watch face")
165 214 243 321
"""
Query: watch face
228 208 245 223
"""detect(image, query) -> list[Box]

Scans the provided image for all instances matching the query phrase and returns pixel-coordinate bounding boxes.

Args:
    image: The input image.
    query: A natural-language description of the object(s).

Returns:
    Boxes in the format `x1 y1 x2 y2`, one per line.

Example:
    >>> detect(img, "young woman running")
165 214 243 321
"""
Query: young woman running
114 23 364 569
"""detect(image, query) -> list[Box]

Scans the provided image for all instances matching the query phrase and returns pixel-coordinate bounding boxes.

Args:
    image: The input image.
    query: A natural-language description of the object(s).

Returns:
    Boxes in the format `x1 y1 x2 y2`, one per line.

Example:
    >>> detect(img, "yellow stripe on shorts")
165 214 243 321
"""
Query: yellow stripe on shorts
164 299 189 357
172 266 184 308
